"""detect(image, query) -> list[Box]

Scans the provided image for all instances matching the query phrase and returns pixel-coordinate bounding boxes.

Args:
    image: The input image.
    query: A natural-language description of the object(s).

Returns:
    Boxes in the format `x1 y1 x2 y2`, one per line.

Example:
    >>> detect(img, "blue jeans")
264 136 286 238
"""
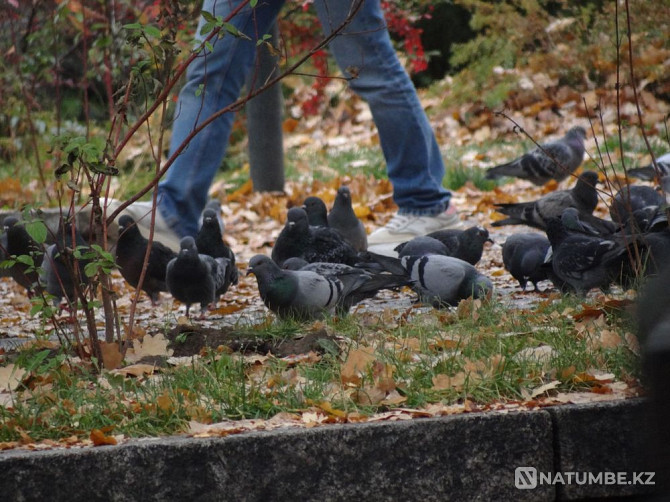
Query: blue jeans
159 0 451 238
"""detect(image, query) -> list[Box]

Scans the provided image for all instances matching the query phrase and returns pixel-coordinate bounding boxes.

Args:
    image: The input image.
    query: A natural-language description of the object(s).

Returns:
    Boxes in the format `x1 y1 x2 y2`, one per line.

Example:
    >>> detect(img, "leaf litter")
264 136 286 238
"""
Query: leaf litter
0 72 654 451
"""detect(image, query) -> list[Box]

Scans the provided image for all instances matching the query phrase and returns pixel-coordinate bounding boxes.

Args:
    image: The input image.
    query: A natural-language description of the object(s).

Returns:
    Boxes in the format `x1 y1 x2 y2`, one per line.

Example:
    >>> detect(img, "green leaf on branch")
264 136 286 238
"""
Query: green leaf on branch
200 22 214 36
88 162 119 176
15 255 34 267
144 25 161 39
223 22 250 41
25 220 48 244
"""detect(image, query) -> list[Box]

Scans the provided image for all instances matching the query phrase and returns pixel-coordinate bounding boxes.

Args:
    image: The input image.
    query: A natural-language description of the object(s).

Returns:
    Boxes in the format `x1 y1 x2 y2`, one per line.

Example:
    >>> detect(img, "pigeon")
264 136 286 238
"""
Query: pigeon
0 230 7 265
327 186 368 252
2 216 44 296
400 254 493 307
560 207 616 237
502 232 551 291
627 152 670 181
609 184 665 228
302 196 329 228
281 257 411 315
397 226 493 265
41 222 91 305
195 207 238 289
485 126 587 185
197 199 225 232
115 215 176 305
635 230 670 277
491 170 600 230
394 236 448 258
249 254 403 320
166 236 232 317
544 216 632 294
271 207 359 267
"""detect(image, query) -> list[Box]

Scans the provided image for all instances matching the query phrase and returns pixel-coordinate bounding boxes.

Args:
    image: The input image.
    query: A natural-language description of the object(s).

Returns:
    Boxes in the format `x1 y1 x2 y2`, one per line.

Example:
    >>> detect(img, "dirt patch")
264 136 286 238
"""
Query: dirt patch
164 324 338 358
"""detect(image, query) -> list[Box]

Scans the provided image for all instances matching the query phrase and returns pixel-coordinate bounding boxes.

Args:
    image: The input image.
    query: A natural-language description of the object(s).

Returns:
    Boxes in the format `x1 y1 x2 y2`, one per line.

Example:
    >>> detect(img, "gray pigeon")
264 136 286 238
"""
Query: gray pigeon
395 236 448 258
302 196 329 228
281 257 411 315
609 184 665 228
544 217 632 295
627 152 670 181
502 232 551 291
491 170 600 230
115 215 176 305
166 236 232 317
560 207 616 236
397 226 493 265
248 254 396 320
0 230 8 275
195 207 238 289
197 199 225 232
638 230 670 277
3 216 44 296
271 207 359 267
327 186 368 252
485 126 587 185
400 254 492 307
41 222 91 306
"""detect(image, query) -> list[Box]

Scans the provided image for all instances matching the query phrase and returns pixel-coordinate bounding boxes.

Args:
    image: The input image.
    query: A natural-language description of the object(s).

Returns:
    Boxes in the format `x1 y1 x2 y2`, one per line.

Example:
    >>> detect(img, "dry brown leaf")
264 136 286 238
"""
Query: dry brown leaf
112 363 157 378
90 429 117 446
156 391 173 412
380 390 407 406
352 385 386 406
340 347 376 385
432 372 466 391
99 342 123 371
314 401 348 418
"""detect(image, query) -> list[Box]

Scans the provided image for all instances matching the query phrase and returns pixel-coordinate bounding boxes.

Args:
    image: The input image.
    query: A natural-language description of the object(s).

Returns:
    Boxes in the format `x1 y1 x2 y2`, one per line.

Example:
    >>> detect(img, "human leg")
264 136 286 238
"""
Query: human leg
312 0 452 215
155 0 284 239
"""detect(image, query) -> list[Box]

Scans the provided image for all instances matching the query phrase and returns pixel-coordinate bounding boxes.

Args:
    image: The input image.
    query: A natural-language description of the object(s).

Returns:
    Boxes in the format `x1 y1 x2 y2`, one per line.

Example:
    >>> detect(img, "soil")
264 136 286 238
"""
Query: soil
164 324 338 358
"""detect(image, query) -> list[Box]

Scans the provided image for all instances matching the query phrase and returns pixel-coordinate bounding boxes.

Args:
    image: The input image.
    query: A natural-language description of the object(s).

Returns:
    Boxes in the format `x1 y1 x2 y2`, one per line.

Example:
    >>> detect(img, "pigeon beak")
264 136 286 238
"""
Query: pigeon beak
486 238 494 244
246 267 255 276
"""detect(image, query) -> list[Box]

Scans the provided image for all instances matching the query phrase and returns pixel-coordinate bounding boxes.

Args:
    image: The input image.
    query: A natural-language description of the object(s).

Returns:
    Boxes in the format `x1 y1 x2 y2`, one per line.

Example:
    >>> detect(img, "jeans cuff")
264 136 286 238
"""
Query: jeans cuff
397 202 450 217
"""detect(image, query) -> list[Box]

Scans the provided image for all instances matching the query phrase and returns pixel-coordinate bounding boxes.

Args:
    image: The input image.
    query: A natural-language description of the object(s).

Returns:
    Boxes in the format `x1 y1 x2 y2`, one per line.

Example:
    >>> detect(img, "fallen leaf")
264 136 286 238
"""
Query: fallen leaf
530 380 560 398
90 429 117 446
0 363 27 391
340 347 376 385
99 342 123 371
112 363 157 378
126 333 173 363
432 372 466 391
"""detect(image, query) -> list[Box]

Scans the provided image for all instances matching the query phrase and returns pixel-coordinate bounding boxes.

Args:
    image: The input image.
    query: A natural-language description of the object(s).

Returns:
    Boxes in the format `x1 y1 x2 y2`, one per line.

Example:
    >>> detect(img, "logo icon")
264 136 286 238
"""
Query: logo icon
515 467 538 489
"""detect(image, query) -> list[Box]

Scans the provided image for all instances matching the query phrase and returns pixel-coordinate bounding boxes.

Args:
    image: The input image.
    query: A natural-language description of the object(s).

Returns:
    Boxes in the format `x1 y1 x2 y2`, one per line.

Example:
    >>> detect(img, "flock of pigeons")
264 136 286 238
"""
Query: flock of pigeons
2 131 670 321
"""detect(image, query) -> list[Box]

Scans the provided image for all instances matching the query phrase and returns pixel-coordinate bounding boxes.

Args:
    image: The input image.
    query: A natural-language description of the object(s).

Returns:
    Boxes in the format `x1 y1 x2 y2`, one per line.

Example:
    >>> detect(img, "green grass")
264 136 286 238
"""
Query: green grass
0 293 640 443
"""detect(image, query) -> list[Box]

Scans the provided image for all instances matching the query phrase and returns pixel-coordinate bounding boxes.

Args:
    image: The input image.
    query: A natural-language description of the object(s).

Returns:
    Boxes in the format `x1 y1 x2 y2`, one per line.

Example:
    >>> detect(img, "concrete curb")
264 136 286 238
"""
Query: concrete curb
0 398 653 501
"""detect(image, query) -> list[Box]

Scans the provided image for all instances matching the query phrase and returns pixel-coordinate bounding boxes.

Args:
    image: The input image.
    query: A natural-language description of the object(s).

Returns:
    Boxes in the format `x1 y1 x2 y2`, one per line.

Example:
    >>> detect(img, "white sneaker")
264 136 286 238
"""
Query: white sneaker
106 199 182 252
367 204 463 246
